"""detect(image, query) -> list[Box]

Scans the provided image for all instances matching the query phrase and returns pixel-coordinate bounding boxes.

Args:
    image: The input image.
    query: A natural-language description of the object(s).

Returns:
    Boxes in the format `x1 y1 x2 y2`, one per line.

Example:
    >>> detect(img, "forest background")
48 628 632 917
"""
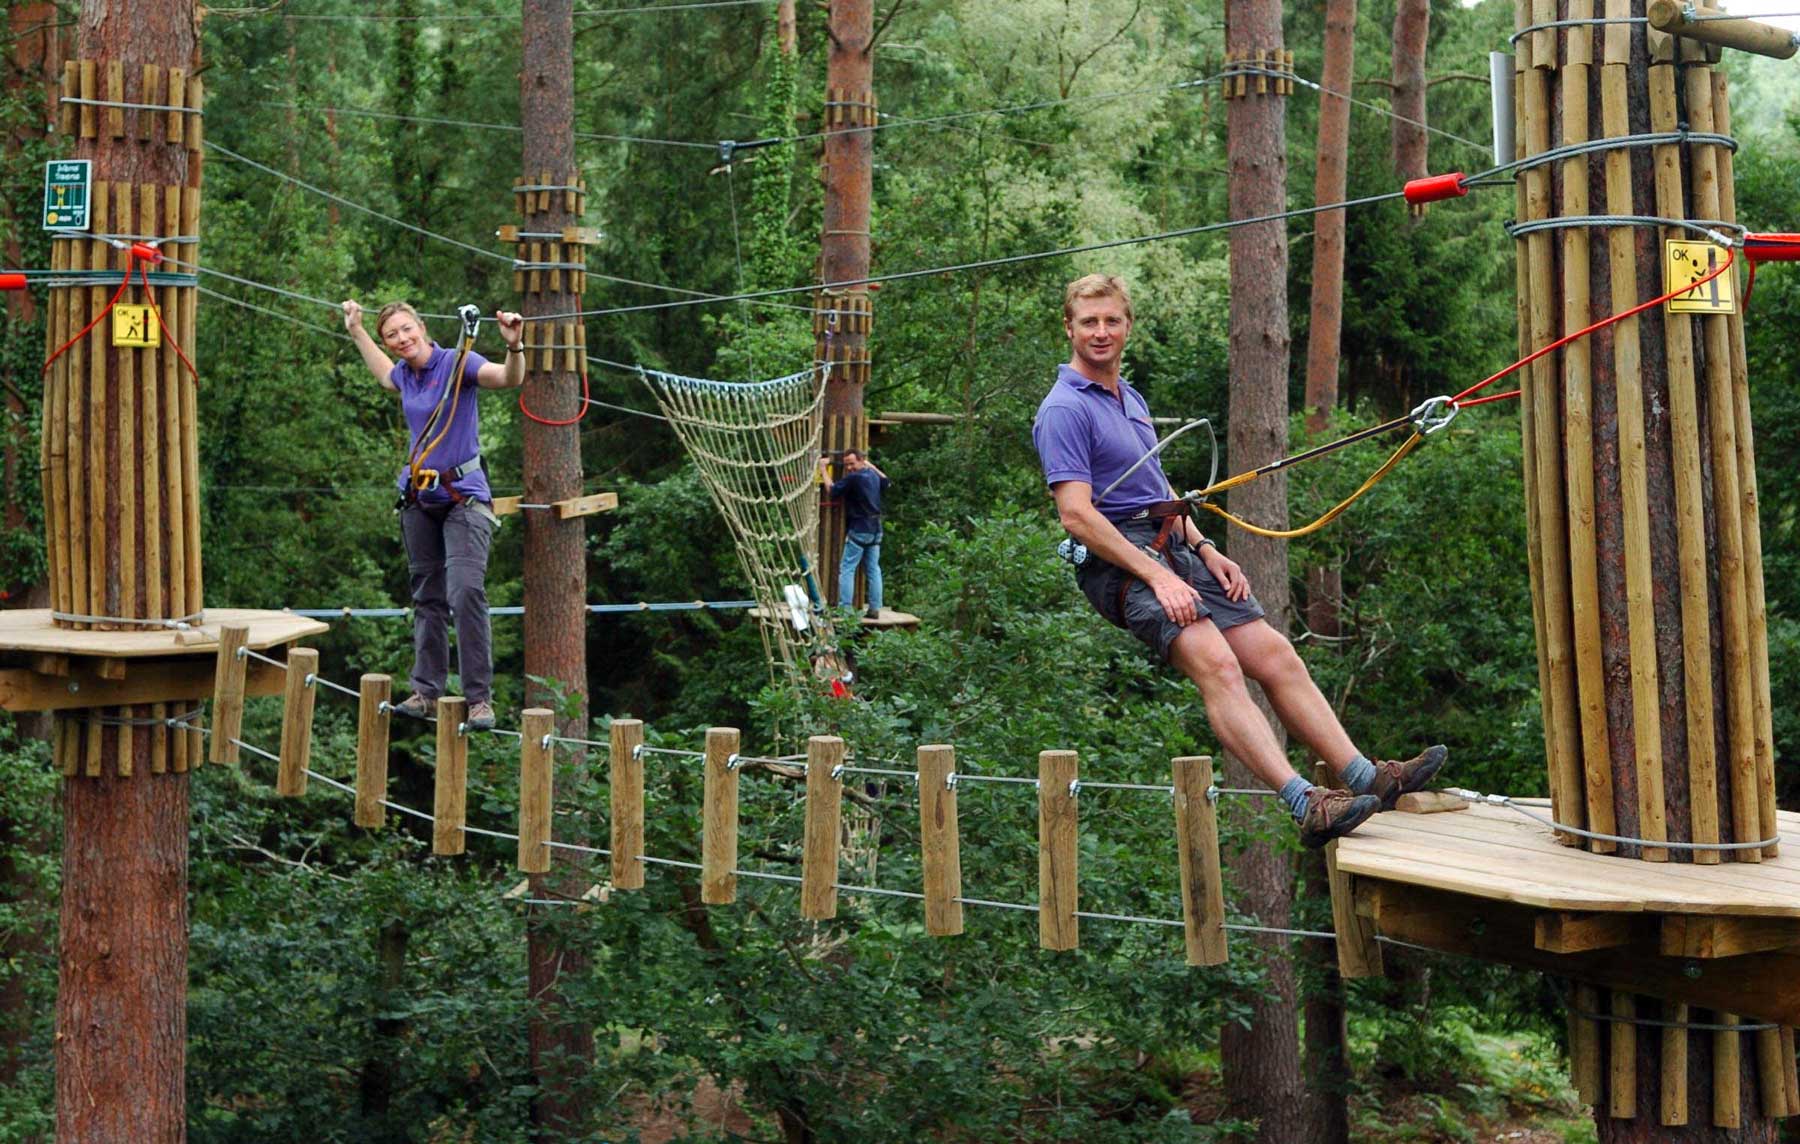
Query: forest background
1 0 1798 1139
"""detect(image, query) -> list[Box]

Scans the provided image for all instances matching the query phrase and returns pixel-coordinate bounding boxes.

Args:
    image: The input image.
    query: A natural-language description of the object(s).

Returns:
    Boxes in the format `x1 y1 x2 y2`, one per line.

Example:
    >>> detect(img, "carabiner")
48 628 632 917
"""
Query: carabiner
457 303 482 343
1409 395 1460 436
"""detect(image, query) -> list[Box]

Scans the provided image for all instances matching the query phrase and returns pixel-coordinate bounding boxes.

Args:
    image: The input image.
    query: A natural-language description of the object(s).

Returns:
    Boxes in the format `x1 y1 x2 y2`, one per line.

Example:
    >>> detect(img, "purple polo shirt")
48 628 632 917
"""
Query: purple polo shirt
1032 364 1170 520
392 344 492 505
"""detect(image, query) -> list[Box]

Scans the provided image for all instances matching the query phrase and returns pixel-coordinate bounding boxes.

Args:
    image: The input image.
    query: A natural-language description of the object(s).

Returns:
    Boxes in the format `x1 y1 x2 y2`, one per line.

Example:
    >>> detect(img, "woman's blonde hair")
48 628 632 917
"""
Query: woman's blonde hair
1062 274 1133 322
375 301 424 340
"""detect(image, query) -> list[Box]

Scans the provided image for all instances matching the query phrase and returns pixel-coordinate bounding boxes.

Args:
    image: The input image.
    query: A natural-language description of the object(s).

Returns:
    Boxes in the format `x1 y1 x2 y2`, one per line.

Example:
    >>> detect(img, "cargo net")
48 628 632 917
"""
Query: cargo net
639 364 845 687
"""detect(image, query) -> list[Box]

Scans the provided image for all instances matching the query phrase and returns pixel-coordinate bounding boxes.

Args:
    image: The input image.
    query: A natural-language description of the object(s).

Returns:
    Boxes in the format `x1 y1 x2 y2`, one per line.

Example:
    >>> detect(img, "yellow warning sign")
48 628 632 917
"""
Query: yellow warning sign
1664 239 1737 315
111 305 161 348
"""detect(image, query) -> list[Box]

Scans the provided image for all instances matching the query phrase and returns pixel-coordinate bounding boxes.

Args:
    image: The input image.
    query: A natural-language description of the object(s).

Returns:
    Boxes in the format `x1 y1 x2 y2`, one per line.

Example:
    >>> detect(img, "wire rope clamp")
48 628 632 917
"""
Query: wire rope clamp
632 743 646 761
830 763 845 781
725 751 743 771
1068 779 1082 798
944 771 959 791
1205 783 1221 805
1409 394 1460 436
1402 172 1468 206
540 733 554 751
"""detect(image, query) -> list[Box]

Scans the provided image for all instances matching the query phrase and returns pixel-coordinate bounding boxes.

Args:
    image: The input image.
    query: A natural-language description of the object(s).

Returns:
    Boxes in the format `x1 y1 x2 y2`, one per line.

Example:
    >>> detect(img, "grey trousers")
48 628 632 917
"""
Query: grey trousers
400 500 495 704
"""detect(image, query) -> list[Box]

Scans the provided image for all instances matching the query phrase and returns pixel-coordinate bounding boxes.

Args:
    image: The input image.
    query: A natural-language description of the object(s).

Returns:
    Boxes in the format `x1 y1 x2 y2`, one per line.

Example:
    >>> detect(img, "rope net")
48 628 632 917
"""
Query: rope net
638 363 842 683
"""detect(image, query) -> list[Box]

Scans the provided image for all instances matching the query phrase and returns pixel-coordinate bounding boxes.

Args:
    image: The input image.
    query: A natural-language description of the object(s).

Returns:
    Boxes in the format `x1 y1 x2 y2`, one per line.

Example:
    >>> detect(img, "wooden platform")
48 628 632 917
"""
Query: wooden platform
0 608 327 658
1333 799 1800 1025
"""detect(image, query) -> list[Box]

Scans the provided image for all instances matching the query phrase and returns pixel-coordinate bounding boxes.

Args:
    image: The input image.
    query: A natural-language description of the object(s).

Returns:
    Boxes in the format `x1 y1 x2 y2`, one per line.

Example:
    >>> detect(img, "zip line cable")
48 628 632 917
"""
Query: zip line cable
269 0 778 21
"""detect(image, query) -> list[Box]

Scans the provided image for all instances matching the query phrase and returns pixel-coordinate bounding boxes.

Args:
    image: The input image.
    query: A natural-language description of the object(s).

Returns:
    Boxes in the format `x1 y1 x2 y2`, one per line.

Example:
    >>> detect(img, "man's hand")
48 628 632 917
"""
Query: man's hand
341 299 364 332
495 310 524 348
1149 567 1204 626
1201 545 1251 601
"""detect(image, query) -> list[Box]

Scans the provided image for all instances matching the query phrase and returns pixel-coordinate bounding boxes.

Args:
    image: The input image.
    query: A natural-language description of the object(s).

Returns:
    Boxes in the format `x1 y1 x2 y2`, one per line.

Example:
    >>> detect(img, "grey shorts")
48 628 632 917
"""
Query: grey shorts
1075 518 1265 662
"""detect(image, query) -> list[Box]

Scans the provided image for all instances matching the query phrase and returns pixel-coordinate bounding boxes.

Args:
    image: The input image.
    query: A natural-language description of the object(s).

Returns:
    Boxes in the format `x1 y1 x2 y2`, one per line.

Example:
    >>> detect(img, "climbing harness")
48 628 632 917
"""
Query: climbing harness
401 303 481 508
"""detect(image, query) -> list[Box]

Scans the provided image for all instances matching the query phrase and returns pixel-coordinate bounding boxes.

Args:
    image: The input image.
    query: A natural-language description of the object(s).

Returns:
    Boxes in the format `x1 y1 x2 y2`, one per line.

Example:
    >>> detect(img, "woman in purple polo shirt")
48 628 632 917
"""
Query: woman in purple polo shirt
342 299 526 731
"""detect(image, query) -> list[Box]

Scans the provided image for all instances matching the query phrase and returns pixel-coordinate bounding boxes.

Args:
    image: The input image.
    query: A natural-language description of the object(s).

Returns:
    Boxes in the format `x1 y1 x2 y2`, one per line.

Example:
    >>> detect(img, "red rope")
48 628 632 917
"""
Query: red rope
139 258 199 383
517 366 591 427
43 253 135 374
1452 242 1738 406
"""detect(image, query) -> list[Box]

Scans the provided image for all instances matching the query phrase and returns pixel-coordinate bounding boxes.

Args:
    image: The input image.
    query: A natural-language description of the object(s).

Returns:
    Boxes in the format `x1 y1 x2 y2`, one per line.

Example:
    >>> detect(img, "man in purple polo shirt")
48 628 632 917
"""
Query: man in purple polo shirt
1033 274 1447 847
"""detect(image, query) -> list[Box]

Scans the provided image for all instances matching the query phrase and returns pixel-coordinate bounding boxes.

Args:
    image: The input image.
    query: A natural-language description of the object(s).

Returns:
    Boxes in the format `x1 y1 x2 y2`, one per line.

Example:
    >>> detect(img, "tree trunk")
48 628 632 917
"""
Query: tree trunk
358 919 410 1136
54 1 201 1139
1389 0 1430 190
519 0 594 1136
777 0 796 55
1222 1 1302 1140
817 0 873 605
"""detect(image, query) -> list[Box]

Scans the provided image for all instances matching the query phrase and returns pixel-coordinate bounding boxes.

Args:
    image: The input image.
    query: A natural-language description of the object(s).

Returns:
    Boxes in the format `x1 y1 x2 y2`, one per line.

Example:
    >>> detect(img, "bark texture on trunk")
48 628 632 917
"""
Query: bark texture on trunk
520 0 595 1134
1303 0 1355 433
1222 1 1302 1140
1389 0 1430 188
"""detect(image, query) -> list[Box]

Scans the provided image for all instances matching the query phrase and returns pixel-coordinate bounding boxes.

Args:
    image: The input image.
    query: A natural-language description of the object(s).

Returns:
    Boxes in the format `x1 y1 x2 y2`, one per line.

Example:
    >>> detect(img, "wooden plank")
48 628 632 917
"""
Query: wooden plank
1172 756 1227 967
1610 991 1636 1119
355 674 392 828
1536 911 1638 953
208 624 249 764
93 657 126 682
78 58 95 139
163 185 184 620
276 648 318 797
1573 983 1603 1105
610 719 646 890
166 66 185 145
917 743 963 937
554 492 618 519
1037 749 1078 952
432 697 468 855
1715 1014 1742 1128
2 658 283 714
701 726 740 904
0 608 326 657
1712 73 1779 862
1660 915 1800 959
1395 790 1468 814
139 65 157 142
105 59 122 138
1662 1001 1690 1125
1648 60 1721 865
1356 880 1800 1026
31 655 69 677
800 735 845 920
491 496 523 517
64 218 87 625
518 708 553 873
1604 0 1633 62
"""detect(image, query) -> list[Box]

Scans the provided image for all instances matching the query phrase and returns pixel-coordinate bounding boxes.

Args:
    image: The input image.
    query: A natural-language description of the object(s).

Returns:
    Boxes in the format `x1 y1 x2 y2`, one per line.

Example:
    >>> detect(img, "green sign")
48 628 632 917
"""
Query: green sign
42 159 91 231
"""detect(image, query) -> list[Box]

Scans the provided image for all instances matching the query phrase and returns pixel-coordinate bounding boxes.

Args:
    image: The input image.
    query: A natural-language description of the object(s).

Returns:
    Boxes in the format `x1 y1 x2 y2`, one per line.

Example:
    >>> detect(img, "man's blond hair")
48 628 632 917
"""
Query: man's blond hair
375 301 424 339
1063 274 1133 322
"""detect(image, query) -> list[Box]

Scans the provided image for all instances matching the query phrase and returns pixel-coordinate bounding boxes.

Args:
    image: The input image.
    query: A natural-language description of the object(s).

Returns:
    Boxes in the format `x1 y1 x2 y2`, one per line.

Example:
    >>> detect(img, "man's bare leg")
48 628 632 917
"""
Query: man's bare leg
1166 620 1301 790
1220 619 1359 774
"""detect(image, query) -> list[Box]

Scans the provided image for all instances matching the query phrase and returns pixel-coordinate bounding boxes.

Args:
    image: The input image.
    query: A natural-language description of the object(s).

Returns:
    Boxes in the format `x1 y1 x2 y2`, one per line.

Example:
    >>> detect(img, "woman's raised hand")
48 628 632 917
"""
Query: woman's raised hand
341 299 364 332
494 310 524 349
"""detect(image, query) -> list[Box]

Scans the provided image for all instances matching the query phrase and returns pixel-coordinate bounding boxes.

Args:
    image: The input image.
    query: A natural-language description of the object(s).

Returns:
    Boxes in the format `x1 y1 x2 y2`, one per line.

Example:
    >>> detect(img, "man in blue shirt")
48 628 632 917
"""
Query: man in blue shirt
1033 273 1447 847
831 448 892 619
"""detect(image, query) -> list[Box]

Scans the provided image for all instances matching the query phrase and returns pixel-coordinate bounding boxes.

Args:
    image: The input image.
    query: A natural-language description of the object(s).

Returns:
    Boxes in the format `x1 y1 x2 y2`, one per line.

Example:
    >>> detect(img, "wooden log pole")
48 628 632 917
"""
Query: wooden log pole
800 735 845 920
1647 0 1799 59
1037 749 1078 952
1754 1025 1788 1118
1663 1001 1690 1125
354 674 391 828
1172 756 1228 967
1610 991 1637 1119
1572 982 1603 1106
609 719 645 890
275 647 317 797
1715 1014 1742 1128
432 697 469 856
916 744 963 937
518 708 553 873
208 624 248 764
1783 1026 1799 1114
701 726 740 904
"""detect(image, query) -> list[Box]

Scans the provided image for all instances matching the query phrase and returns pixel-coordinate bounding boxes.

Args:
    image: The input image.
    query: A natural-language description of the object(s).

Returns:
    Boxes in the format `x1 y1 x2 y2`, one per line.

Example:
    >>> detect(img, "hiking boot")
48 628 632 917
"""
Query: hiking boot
865 606 881 621
465 700 496 732
1298 787 1382 849
392 693 435 720
1368 744 1450 811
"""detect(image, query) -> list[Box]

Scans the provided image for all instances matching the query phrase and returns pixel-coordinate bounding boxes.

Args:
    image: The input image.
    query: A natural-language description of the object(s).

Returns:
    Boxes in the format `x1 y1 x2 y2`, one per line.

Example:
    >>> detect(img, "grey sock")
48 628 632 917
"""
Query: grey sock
1279 775 1314 822
1342 754 1377 795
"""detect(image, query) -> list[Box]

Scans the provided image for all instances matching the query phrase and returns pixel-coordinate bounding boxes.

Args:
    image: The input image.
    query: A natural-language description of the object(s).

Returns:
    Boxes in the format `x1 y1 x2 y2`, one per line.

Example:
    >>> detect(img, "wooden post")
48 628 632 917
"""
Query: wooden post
1754 1025 1788 1117
1037 749 1078 952
916 744 963 937
433 697 468 856
208 623 248 764
609 719 645 890
276 648 317 797
1663 1002 1689 1125
1570 983 1602 1106
800 735 845 920
1647 0 1799 58
1715 1014 1741 1128
354 674 391 828
519 708 553 873
1610 992 1637 1119
702 726 740 904
1784 1026 1799 1113
1171 756 1227 967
